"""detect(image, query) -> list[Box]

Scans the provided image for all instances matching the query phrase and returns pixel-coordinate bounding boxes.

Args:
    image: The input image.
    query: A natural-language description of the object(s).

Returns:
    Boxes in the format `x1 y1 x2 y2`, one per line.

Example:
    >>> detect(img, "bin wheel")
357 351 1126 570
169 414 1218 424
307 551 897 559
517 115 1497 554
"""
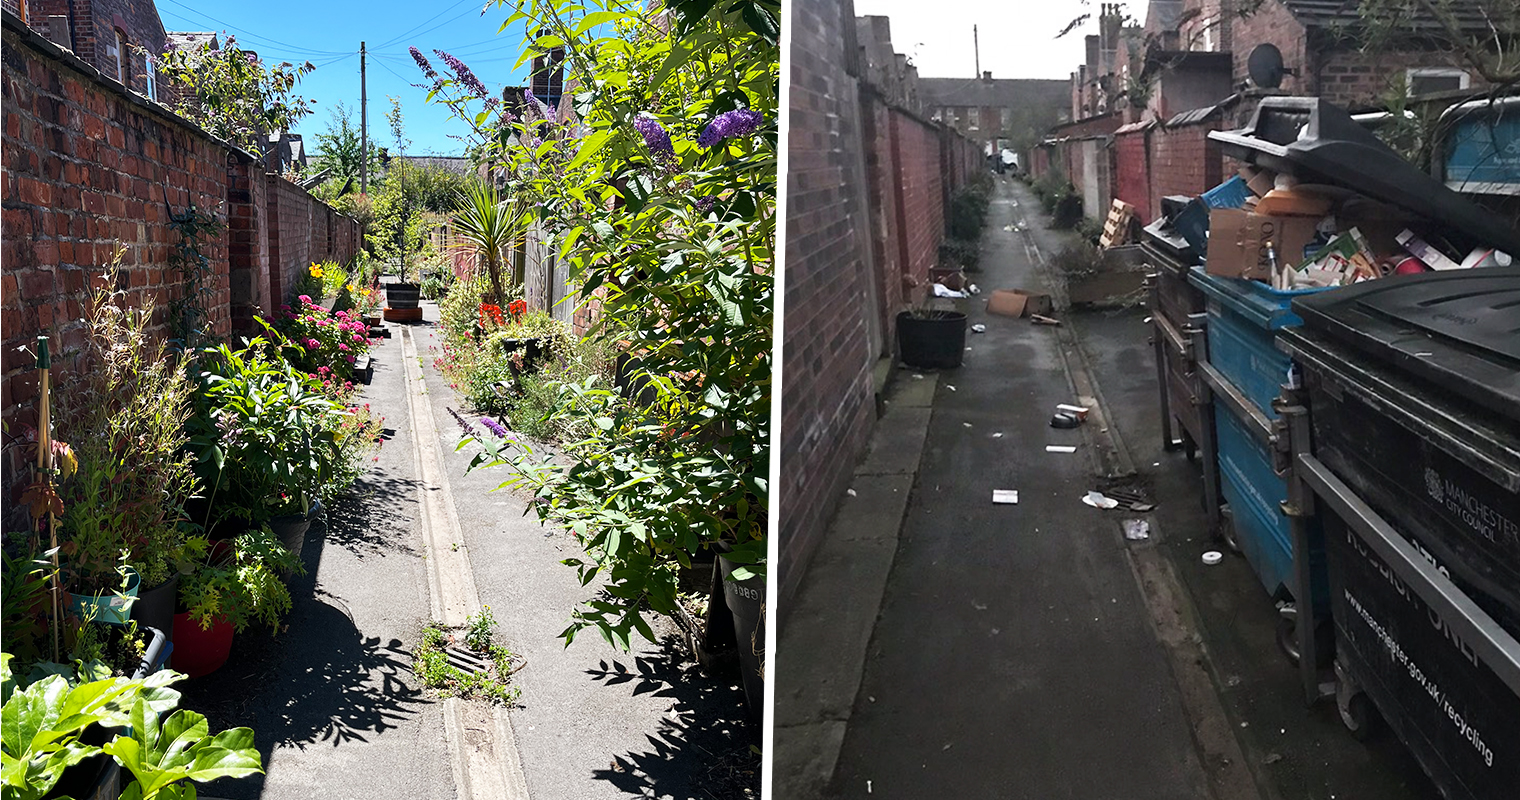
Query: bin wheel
1339 691 1381 742
1217 507 1242 554
1276 617 1334 668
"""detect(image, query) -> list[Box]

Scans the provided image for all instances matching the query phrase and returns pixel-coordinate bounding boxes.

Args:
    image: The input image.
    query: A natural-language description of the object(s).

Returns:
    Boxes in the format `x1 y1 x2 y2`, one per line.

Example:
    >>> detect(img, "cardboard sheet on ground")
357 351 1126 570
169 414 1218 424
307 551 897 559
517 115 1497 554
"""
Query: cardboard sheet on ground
987 289 1053 318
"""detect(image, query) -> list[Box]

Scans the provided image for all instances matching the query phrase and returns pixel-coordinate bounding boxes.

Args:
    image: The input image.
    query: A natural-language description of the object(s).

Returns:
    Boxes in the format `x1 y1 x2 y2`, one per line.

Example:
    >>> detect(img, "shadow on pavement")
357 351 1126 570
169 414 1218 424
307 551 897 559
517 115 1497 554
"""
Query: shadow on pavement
321 475 423 558
176 516 430 798
587 634 761 799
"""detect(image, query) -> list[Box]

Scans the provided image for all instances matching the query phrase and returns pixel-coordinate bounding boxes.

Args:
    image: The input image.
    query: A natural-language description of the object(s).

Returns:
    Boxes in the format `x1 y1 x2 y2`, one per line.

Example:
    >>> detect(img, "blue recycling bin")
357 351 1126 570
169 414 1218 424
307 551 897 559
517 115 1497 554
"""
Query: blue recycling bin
1190 267 1330 604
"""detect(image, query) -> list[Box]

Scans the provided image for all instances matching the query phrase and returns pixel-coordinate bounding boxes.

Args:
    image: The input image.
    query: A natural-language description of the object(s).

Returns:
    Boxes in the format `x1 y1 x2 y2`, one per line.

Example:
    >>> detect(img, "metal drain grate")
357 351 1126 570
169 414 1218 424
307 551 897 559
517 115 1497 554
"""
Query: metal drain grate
444 646 493 676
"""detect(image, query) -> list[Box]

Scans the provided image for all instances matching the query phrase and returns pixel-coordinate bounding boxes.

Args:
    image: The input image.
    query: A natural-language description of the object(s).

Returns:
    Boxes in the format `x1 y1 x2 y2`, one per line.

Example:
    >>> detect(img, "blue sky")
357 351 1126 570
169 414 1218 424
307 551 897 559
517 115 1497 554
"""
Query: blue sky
154 0 533 155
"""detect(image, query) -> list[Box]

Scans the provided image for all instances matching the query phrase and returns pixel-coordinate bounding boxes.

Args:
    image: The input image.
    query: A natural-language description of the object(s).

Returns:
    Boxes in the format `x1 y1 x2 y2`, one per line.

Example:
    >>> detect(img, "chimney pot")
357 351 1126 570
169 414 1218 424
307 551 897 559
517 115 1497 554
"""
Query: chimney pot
982 70 992 81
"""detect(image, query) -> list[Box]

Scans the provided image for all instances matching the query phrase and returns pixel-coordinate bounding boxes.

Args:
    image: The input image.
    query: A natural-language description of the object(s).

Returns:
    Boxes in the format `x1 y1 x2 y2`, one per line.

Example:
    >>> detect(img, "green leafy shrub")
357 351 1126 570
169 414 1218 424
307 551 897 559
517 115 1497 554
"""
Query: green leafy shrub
948 182 991 241
177 525 301 634
938 238 981 272
52 276 198 592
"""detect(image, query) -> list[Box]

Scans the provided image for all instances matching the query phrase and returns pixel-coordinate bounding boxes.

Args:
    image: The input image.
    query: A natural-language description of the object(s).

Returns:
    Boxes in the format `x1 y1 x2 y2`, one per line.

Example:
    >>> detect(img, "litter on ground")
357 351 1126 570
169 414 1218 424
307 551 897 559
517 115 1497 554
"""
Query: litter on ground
992 490 1019 504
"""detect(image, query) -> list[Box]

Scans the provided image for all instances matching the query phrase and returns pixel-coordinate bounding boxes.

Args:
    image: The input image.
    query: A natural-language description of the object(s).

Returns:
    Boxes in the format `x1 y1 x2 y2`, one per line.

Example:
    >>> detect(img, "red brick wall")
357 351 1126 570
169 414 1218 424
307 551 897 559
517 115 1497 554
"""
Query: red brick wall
3 15 357 512
890 110 943 303
1230 1 1311 95
781 0 879 608
1113 126 1152 223
3 18 233 413
227 158 268 332
1149 118 1226 214
265 173 360 306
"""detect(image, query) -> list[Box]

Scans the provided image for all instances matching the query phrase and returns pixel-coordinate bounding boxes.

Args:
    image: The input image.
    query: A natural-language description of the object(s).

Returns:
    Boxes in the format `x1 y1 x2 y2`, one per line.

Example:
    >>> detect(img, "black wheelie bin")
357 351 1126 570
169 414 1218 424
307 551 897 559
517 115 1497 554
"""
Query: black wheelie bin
1279 268 1520 800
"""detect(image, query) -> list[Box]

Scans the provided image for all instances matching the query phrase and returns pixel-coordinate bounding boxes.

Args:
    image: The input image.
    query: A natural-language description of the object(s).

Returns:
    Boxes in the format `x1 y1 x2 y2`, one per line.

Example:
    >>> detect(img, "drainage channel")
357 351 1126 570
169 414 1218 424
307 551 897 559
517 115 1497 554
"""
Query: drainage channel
400 326 531 800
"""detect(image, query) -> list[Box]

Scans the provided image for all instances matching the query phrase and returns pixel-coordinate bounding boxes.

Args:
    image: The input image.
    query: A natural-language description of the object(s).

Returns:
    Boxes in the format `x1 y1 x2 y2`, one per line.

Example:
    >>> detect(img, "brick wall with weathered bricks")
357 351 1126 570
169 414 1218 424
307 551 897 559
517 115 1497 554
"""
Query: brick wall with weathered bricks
782 0 985 609
781 0 880 609
2 11 356 511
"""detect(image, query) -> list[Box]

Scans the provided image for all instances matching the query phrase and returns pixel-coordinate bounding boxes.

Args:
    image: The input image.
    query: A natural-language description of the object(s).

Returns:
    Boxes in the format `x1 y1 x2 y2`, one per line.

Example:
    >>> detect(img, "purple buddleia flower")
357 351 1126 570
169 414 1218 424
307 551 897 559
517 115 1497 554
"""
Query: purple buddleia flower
632 114 674 158
410 47 438 81
697 109 764 148
480 417 511 438
693 196 716 214
435 50 488 98
447 407 478 438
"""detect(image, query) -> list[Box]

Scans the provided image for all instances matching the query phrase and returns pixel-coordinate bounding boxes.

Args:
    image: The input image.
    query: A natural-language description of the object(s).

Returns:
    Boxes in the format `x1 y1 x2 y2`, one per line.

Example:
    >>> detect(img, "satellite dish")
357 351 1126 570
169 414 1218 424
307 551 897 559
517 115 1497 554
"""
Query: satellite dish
1248 44 1290 89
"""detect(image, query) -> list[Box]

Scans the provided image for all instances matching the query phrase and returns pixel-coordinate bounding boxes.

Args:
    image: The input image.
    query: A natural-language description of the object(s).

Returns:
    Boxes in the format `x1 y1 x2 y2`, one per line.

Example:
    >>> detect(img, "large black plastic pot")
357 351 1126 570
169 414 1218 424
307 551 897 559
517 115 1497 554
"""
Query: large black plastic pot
897 310 967 370
386 282 421 310
716 554 765 723
132 574 180 643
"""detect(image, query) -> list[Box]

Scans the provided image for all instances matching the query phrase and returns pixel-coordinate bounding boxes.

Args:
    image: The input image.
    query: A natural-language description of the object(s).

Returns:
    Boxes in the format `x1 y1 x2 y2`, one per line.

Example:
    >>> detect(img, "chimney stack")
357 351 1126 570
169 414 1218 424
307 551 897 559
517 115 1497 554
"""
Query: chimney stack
982 70 992 81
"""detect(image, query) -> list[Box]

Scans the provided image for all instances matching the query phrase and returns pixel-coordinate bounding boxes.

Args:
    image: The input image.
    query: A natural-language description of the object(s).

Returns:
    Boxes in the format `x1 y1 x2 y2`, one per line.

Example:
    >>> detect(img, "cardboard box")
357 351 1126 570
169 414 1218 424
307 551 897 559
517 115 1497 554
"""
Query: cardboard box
987 289 1052 318
1238 165 1276 198
1205 208 1323 281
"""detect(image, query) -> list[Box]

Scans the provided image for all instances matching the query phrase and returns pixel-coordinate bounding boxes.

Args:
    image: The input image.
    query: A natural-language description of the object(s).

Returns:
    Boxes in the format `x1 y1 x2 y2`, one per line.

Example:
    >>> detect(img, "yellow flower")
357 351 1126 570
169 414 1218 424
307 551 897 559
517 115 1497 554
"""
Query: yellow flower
346 283 358 293
309 263 323 278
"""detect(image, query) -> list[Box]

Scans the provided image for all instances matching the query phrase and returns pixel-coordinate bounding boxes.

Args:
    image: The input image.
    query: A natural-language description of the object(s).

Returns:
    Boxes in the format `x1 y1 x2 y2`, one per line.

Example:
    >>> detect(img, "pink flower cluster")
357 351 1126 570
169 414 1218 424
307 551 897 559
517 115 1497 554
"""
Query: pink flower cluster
268 297 376 396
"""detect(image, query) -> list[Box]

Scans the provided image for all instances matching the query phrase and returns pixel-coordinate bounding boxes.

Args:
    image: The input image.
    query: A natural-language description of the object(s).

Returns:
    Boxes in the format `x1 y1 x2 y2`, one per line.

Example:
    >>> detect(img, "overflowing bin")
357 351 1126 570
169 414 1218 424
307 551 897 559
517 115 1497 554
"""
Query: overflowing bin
1279 269 1520 800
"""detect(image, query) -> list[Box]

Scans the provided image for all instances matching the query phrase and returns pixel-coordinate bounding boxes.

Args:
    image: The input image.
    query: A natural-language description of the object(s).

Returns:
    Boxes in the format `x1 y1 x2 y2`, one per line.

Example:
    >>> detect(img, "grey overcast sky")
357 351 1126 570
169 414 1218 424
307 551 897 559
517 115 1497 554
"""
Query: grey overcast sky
852 0 1135 81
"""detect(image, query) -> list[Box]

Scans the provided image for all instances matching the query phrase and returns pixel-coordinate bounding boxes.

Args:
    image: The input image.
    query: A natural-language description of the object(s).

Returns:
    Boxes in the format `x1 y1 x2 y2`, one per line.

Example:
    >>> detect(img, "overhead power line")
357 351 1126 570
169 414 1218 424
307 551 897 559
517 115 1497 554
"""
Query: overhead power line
157 0 351 56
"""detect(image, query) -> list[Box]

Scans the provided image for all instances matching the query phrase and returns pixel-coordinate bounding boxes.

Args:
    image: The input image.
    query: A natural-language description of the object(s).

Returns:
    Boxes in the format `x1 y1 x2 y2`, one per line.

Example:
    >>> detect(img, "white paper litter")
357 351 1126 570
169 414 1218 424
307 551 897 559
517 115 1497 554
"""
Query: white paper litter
846 489 857 497
970 323 987 334
947 385 956 392
962 422 973 427
932 283 967 298
992 490 1019 504
967 284 981 295
1123 519 1150 540
1046 445 1077 453
1082 491 1120 509
992 432 1004 438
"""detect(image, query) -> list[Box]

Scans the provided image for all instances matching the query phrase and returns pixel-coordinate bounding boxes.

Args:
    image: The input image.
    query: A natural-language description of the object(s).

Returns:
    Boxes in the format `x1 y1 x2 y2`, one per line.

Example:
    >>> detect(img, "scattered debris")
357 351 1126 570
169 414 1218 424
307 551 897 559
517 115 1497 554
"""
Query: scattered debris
1056 403 1090 420
987 288 1052 318
972 601 988 611
1046 445 1077 453
846 488 857 497
932 283 967 298
912 373 924 380
992 432 1004 438
963 422 973 427
867 780 873 794
1050 413 1082 429
1202 551 1224 565
1083 491 1120 510
1030 314 1062 326
966 284 981 295
947 385 957 392
992 490 1019 504
1123 519 1151 541
1264 753 1284 765
1131 503 1156 512
970 323 987 334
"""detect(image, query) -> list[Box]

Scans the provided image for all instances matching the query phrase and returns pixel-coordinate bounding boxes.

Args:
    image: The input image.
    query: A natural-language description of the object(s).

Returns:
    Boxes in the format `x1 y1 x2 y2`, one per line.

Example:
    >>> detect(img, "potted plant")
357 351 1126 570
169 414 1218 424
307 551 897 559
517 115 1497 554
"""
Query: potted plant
0 655 262 800
172 527 301 678
49 276 201 634
185 338 344 539
897 305 968 369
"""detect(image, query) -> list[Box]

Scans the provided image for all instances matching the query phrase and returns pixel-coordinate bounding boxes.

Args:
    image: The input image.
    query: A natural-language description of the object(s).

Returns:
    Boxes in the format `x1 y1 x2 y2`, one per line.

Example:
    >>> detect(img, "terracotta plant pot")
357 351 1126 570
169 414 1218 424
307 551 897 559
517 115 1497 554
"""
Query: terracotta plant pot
171 612 234 679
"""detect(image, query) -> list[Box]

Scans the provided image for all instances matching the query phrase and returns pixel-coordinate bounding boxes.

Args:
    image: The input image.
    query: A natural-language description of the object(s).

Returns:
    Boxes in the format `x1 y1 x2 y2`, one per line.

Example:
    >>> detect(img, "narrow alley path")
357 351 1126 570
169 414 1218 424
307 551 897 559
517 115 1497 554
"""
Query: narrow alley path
182 303 759 800
827 180 1218 798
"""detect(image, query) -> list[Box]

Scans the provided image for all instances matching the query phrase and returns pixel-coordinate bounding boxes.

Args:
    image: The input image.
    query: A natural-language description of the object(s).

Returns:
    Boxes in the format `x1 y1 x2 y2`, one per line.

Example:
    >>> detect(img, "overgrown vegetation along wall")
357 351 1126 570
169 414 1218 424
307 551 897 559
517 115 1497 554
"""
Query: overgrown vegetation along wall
1 10 355 495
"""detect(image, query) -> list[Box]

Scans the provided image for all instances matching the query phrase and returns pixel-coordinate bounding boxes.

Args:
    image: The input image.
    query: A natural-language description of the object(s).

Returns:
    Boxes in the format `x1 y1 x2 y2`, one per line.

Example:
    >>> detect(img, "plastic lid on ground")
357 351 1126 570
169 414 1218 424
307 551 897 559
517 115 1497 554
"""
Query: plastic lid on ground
1288 268 1520 422
1209 97 1520 257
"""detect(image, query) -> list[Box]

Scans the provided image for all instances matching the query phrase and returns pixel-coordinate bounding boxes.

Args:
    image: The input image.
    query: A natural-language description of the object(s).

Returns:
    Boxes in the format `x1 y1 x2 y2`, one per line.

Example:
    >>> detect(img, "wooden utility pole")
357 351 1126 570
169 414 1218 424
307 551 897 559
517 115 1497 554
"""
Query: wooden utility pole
360 41 368 195
974 25 980 77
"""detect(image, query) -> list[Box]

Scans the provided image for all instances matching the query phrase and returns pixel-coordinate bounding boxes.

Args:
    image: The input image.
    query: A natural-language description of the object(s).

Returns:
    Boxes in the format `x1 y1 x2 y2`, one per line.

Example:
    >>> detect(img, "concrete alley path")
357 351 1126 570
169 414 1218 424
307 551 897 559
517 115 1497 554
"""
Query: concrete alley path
825 180 1225 799
182 302 758 800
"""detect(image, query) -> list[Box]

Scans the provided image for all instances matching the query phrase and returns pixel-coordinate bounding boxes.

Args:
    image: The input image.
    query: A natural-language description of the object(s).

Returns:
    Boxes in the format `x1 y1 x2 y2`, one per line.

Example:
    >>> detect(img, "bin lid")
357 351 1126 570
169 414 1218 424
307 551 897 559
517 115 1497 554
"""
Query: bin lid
1209 97 1520 257
1289 268 1520 422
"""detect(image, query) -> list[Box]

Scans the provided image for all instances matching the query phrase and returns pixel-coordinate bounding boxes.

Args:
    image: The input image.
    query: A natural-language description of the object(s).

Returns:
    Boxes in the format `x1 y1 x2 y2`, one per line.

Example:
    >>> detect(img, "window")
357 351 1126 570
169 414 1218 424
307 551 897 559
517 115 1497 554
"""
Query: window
144 54 156 100
1001 108 1013 130
944 107 957 127
112 29 127 84
1407 67 1470 96
967 107 980 129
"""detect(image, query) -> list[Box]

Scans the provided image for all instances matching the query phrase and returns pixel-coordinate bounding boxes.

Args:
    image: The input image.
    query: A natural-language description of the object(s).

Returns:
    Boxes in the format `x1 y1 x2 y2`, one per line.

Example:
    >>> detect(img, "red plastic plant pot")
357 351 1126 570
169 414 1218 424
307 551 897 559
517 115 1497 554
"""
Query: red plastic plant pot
171 612 234 678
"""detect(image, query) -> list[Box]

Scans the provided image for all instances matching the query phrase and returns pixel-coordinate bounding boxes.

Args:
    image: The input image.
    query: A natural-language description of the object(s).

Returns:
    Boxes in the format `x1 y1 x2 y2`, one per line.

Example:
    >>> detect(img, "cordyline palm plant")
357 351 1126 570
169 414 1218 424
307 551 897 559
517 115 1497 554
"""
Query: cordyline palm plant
452 182 530 305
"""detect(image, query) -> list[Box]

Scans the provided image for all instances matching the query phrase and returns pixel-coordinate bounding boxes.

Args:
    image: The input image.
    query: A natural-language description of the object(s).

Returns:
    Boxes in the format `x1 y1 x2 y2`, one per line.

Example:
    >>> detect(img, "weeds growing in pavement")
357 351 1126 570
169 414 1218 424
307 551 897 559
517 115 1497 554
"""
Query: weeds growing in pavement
413 608 522 705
